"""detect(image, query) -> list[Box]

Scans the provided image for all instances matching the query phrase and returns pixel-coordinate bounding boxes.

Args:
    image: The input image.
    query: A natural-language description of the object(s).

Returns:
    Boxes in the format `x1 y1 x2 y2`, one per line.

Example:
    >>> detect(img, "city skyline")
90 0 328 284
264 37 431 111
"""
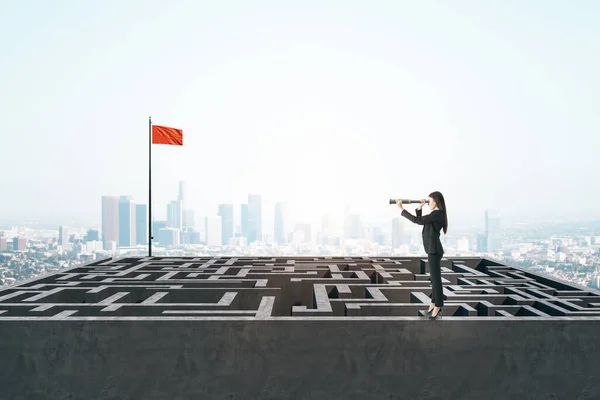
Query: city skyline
1 2 599 226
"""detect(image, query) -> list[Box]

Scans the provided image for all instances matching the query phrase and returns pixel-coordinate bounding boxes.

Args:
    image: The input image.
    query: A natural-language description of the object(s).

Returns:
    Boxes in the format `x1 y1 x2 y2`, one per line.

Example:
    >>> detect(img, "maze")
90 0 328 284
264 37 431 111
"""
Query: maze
1 256 599 320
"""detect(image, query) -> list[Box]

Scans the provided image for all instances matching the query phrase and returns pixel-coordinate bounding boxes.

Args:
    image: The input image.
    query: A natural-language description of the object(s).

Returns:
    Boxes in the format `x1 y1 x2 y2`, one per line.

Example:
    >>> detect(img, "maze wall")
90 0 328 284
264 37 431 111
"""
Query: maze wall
1 256 599 319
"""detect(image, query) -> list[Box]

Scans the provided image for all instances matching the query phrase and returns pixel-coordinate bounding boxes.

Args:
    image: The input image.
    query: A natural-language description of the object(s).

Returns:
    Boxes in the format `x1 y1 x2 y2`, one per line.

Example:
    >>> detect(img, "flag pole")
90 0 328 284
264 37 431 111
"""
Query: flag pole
148 116 152 257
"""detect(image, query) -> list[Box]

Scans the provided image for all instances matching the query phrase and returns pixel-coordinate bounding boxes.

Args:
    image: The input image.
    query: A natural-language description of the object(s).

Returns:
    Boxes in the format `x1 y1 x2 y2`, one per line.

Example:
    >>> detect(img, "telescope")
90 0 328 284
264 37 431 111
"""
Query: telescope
389 198 427 205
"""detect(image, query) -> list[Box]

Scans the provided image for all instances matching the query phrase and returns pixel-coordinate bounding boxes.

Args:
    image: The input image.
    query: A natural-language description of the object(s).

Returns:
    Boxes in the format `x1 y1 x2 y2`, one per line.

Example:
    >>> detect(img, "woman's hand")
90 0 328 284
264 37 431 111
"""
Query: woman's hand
417 199 426 210
396 199 403 210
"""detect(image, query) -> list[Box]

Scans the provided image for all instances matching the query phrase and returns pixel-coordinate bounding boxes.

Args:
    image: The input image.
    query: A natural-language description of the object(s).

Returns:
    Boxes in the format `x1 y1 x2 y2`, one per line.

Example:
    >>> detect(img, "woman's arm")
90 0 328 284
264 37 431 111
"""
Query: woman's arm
401 209 444 225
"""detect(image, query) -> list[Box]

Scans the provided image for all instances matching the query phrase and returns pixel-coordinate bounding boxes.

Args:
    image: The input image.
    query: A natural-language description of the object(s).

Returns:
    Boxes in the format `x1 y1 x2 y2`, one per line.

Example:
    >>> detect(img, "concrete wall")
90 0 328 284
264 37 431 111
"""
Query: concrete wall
1 319 599 400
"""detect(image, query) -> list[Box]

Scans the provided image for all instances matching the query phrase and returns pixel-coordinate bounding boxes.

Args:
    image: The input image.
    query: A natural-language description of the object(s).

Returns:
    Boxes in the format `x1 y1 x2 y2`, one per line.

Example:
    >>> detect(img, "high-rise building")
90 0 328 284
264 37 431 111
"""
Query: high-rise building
0 237 7 251
178 181 187 205
152 221 167 243
158 228 180 247
118 196 136 247
391 218 404 248
136 204 147 245
485 209 502 252
86 229 100 241
274 202 286 245
476 234 487 253
183 210 195 229
13 237 27 251
218 204 234 246
178 181 193 229
247 194 262 244
102 196 119 245
205 216 223 246
167 200 182 230
58 226 70 248
241 204 249 239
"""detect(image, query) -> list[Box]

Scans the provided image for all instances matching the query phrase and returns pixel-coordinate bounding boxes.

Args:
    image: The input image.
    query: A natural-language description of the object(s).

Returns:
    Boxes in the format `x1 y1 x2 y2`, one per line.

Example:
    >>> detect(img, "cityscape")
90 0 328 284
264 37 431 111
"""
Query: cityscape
2 180 599 291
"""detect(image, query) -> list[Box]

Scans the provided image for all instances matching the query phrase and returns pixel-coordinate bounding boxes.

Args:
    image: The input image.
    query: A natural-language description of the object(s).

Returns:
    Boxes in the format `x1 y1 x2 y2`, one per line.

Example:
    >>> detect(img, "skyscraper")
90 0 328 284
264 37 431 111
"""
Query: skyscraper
183 210 195 229
58 226 70 248
118 196 136 247
178 181 193 229
391 218 404 249
274 202 286 245
136 204 147 245
167 200 182 230
241 204 249 239
218 204 234 246
152 221 167 243
247 194 262 244
178 181 187 205
102 196 119 245
476 234 487 253
485 209 501 252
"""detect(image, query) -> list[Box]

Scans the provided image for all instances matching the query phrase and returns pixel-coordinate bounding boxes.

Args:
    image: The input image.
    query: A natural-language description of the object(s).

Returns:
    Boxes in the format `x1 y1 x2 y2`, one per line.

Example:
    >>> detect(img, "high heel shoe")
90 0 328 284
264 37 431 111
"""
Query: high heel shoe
428 307 443 320
425 306 434 316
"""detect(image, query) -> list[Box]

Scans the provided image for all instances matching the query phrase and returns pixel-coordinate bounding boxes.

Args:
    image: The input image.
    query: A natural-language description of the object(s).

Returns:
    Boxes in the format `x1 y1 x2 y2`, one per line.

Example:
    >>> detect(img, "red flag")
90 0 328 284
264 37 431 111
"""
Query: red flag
152 125 183 146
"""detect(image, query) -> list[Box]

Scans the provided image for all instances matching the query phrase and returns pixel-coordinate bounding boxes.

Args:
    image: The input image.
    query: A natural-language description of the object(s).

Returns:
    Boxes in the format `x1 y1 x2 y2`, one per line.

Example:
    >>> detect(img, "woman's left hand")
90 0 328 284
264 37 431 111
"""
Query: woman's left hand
396 199 403 210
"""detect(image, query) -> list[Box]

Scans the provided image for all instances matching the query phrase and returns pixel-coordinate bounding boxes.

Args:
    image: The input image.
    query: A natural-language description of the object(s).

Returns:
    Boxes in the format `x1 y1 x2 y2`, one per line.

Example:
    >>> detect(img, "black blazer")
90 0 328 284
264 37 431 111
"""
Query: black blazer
401 208 445 255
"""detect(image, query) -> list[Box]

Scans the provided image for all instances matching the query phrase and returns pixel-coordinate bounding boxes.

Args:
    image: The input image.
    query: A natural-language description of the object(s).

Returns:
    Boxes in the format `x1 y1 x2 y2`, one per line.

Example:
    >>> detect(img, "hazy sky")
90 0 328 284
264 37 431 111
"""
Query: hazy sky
1 0 599 230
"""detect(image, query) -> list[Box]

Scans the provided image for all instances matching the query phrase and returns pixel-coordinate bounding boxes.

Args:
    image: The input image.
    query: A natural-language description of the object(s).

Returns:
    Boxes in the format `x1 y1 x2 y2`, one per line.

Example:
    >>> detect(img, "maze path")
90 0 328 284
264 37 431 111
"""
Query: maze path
1 256 599 319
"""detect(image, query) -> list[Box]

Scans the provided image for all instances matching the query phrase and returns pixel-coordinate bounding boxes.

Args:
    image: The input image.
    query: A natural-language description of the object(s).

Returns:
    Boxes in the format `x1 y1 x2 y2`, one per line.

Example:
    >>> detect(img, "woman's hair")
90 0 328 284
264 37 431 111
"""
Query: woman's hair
429 191 448 234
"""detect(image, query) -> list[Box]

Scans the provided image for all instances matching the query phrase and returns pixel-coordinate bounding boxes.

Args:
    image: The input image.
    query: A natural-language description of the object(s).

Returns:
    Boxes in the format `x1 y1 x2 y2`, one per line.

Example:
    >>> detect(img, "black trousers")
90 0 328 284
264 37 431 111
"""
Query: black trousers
428 253 444 307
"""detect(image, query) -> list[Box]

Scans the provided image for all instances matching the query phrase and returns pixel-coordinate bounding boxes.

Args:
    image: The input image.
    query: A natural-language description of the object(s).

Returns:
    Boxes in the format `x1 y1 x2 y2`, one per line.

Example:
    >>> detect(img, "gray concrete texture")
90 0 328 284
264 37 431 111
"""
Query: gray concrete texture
1 318 599 400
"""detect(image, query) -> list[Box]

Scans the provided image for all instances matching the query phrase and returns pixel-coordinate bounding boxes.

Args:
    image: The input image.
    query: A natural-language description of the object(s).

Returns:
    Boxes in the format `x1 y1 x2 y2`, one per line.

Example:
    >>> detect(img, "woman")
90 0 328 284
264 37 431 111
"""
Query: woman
396 191 448 319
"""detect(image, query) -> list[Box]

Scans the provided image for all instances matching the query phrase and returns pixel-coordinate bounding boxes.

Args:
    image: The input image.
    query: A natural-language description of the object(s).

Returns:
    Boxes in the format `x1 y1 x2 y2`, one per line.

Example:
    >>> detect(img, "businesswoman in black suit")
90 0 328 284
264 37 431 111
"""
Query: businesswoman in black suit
396 191 448 319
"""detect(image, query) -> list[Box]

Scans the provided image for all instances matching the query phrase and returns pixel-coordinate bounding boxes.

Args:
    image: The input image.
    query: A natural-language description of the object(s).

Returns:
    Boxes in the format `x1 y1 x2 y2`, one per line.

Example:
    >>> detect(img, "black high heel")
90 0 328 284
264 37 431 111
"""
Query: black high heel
429 307 443 320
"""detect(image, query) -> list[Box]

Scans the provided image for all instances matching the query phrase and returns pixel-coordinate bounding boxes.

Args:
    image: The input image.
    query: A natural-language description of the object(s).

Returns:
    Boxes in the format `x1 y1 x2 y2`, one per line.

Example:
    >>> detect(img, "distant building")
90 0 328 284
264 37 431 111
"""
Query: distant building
241 204 249 239
158 228 180 247
152 221 167 243
218 204 234 245
246 194 262 244
391 218 404 249
118 196 136 247
485 209 502 252
205 216 223 246
13 237 27 251
102 196 119 245
476 234 487 253
0 237 8 251
86 229 100 242
58 226 70 248
183 210 195 229
136 204 147 245
167 200 183 231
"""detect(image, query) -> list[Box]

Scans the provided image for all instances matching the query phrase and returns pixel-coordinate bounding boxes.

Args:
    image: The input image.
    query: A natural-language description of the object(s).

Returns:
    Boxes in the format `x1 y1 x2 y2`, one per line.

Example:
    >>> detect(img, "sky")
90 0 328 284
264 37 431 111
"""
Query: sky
1 0 599 231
